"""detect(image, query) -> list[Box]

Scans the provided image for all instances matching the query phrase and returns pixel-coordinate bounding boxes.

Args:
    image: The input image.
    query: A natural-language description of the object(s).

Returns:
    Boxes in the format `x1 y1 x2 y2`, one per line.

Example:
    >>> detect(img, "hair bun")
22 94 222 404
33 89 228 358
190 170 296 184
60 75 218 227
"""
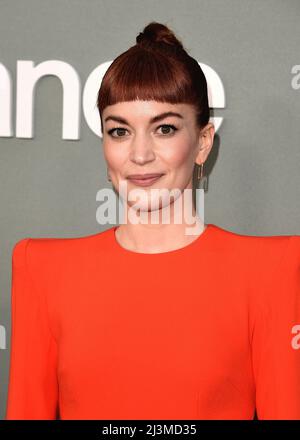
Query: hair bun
136 21 184 51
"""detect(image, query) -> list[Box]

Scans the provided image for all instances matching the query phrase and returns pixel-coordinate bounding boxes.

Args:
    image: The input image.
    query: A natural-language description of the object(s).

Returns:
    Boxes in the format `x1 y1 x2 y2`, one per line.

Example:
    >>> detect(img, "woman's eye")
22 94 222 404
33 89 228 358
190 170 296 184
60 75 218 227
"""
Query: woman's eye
107 127 128 138
157 124 178 135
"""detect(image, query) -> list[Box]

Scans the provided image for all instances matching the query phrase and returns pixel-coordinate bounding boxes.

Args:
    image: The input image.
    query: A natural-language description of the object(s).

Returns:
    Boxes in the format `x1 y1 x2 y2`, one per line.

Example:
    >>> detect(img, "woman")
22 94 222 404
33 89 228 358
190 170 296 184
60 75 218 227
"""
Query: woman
5 21 300 420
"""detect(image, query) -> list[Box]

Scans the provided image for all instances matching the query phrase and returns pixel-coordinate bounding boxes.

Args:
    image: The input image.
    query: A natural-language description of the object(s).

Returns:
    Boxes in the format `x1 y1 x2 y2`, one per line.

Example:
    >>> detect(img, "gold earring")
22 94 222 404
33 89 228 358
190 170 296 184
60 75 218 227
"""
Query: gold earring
197 163 208 191
197 163 203 181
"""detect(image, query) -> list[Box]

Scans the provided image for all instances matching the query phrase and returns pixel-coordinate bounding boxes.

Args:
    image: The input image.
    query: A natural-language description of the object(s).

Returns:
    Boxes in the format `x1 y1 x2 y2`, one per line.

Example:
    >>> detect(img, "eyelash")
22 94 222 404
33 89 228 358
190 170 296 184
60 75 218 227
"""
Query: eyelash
106 124 178 138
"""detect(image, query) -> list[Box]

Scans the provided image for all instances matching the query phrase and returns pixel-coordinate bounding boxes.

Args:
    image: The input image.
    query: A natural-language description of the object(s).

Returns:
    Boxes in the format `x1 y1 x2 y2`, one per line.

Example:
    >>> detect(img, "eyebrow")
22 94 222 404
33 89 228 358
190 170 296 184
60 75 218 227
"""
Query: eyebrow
104 111 184 125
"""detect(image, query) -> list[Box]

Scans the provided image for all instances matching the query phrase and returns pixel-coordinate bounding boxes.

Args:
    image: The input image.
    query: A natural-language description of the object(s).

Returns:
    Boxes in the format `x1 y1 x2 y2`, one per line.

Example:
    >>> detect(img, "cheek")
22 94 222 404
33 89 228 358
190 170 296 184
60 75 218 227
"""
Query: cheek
103 144 127 170
162 139 194 168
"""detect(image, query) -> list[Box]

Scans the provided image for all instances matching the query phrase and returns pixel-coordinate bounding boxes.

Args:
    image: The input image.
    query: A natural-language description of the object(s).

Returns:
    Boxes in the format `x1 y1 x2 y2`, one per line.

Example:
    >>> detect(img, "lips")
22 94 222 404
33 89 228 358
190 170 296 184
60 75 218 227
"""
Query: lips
127 173 164 180
127 173 164 187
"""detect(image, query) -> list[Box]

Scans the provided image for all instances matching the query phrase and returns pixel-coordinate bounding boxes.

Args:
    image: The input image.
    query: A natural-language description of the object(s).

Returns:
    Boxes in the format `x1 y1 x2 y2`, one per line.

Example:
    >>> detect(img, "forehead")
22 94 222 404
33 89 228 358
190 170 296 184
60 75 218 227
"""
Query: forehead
103 100 194 121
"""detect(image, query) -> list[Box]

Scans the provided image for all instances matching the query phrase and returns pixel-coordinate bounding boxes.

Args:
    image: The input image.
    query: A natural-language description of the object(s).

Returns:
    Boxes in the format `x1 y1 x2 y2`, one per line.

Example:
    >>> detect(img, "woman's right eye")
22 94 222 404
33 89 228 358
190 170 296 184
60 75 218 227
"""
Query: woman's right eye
107 127 127 138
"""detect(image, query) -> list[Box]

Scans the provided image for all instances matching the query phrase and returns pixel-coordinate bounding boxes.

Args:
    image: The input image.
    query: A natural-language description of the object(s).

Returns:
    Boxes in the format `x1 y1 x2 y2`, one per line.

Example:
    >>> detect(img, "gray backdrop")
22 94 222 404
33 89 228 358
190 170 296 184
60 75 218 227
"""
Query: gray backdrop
1 0 300 419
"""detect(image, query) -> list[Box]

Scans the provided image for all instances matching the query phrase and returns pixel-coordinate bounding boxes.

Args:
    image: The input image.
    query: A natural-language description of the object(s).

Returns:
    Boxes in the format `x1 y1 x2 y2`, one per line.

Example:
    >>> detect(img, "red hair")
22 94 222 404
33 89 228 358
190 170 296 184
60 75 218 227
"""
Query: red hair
97 21 210 134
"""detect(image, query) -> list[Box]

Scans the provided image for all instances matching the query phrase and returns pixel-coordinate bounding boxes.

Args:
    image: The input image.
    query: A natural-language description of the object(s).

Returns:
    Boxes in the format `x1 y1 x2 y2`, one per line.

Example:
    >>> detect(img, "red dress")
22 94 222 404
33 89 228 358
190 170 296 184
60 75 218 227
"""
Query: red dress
5 223 300 419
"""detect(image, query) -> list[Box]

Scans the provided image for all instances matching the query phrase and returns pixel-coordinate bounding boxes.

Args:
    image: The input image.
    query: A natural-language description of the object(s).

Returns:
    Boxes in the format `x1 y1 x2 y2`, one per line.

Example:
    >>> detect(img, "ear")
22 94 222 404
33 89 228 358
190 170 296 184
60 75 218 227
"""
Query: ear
195 122 215 166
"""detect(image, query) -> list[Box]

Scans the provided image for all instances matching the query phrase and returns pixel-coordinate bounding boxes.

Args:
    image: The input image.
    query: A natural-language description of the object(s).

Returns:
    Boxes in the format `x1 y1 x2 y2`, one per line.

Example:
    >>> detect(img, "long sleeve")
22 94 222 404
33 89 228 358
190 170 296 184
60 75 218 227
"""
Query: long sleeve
251 235 300 419
5 238 59 420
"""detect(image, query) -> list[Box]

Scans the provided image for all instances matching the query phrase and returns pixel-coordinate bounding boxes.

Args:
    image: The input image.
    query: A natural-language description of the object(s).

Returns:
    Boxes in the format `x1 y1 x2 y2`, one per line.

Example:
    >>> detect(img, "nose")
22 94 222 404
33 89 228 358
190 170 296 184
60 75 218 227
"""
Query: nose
129 133 156 165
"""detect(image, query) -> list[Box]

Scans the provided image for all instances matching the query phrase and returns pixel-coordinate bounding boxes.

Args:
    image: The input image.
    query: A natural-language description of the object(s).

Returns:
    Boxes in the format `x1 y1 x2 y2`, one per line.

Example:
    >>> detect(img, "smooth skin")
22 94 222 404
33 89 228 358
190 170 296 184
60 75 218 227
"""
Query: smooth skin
102 100 215 254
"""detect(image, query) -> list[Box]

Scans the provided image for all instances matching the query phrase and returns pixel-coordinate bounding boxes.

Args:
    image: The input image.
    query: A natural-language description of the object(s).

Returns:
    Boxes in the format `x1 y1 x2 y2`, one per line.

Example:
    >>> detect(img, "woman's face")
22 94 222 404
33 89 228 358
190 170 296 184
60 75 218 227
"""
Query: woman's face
102 100 214 213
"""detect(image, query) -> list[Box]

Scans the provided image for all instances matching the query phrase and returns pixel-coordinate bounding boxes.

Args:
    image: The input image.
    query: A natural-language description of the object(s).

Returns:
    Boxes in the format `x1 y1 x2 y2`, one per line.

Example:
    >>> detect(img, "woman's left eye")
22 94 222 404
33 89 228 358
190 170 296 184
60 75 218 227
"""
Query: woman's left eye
157 124 178 135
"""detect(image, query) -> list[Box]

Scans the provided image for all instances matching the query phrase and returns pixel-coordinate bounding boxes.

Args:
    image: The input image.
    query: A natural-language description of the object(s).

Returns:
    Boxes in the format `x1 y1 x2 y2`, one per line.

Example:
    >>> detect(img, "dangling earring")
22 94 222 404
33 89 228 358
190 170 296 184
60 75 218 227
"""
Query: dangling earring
197 163 208 191
107 168 111 182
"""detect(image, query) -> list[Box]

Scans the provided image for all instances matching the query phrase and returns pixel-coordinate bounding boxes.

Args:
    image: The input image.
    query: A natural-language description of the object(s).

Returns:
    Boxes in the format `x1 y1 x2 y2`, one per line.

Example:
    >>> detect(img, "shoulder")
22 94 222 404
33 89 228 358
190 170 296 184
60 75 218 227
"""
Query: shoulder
11 226 115 269
209 225 300 297
210 223 293 263
11 238 31 268
287 235 300 260
211 225 300 326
